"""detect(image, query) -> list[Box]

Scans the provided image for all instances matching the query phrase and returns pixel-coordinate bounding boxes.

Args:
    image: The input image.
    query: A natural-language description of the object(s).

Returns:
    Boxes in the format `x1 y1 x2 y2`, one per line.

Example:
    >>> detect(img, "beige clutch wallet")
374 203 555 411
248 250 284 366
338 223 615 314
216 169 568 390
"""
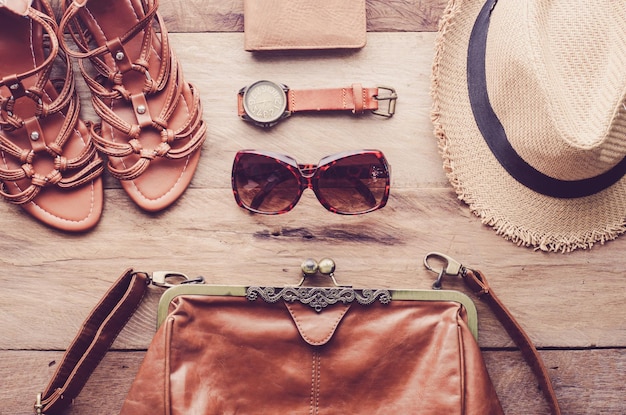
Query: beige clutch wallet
243 0 367 51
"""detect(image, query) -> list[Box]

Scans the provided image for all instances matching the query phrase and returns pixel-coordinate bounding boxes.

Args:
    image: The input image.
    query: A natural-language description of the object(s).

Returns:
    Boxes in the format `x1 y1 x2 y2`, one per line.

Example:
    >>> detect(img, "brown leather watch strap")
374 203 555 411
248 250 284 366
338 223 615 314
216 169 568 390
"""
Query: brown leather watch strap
36 269 149 415
237 83 397 120
286 84 379 114
462 269 561 415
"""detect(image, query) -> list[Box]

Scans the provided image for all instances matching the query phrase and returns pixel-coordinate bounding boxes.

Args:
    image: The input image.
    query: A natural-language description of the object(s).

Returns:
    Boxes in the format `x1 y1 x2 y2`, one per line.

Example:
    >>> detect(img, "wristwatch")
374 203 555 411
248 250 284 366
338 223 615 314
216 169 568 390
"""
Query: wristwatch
237 80 397 128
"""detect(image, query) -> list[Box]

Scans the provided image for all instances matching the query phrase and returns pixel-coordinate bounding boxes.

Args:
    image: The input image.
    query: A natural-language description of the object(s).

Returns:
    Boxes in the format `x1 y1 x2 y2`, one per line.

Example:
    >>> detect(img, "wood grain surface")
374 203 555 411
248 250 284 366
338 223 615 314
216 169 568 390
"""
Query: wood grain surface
2 1 625 414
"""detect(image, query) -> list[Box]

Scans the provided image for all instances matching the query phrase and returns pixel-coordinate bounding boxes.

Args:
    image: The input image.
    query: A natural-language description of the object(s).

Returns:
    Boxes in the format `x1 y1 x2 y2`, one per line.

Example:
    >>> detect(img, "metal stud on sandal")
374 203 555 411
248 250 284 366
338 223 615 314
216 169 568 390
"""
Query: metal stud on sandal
58 0 207 212
0 0 104 231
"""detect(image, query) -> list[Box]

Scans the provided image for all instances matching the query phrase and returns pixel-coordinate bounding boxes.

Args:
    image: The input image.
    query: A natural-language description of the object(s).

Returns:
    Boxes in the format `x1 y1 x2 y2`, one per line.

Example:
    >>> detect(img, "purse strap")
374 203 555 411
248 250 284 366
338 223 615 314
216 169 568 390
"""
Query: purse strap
35 269 150 415
462 268 561 415
35 267 561 415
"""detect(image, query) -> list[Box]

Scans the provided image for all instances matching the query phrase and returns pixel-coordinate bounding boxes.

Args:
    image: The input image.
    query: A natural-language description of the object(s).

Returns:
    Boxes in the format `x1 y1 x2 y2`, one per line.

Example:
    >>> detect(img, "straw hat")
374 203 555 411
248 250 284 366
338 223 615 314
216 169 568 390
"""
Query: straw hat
431 0 626 252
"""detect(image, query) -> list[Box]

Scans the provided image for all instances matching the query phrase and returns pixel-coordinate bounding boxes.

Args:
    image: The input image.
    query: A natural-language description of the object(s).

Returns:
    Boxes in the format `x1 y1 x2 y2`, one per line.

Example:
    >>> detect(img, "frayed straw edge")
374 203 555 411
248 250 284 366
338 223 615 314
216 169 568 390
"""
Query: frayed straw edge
429 0 626 253
482 213 626 253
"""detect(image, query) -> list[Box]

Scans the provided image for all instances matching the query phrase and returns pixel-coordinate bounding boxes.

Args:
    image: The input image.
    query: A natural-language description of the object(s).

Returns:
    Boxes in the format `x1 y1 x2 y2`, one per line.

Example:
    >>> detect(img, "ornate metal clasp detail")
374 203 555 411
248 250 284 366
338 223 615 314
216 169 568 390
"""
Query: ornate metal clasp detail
246 286 391 312
246 258 391 312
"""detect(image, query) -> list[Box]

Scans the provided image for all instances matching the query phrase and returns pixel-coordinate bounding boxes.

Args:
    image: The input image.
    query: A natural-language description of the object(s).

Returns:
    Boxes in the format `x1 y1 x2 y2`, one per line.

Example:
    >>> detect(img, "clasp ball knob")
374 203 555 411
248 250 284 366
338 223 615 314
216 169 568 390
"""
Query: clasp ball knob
301 258 319 275
318 258 336 275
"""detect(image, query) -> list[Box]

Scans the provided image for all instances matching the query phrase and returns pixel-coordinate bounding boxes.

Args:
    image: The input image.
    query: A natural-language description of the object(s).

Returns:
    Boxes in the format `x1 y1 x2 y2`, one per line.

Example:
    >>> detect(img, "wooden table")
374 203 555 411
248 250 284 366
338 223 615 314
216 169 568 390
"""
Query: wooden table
2 1 625 414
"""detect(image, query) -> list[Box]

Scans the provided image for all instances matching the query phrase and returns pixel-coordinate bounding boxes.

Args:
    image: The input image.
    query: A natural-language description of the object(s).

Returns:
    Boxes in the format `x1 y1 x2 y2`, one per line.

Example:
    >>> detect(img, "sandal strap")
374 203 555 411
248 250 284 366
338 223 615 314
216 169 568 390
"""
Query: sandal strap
91 96 206 182
0 4 79 132
61 0 169 92
0 162 104 205
0 142 104 205
88 59 183 140
0 182 41 204
0 96 102 204
56 157 104 189
0 8 57 88
0 8 66 128
58 0 160 62
59 0 205 182
60 0 166 106
0 2 103 205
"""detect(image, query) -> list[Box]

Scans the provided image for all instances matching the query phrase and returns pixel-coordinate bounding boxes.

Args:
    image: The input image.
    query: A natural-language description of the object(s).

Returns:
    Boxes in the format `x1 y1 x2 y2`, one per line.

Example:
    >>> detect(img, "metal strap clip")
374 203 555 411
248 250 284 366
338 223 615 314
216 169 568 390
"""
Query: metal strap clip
150 271 205 288
423 252 467 290
34 393 43 415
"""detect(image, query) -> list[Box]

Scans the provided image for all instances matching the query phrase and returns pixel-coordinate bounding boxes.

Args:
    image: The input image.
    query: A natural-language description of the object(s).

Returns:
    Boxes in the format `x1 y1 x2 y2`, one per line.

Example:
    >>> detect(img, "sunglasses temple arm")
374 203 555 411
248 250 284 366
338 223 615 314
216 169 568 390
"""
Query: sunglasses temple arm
249 173 284 210
350 177 377 207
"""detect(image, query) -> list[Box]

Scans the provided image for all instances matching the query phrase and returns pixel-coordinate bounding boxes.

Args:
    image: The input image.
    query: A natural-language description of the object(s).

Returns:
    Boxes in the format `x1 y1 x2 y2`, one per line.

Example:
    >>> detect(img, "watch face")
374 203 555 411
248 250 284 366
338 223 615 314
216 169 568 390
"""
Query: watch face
242 80 288 124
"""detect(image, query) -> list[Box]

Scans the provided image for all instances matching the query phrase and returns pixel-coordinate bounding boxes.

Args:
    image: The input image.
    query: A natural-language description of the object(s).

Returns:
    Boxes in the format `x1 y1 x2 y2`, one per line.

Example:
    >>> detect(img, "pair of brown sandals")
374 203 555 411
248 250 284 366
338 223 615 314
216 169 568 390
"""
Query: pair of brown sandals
0 0 206 231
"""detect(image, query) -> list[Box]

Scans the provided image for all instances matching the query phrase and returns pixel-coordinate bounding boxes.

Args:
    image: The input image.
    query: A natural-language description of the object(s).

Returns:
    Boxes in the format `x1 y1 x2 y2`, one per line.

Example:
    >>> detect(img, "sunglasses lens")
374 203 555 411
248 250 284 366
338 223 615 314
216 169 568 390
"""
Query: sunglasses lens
233 153 301 214
317 152 389 214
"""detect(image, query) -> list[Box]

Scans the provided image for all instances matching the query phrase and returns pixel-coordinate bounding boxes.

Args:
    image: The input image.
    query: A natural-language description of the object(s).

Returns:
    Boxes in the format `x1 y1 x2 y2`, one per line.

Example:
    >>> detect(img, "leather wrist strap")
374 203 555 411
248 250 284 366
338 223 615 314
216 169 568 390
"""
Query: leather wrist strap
36 269 150 415
286 84 380 114
462 269 561 415
236 84 397 117
35 268 560 415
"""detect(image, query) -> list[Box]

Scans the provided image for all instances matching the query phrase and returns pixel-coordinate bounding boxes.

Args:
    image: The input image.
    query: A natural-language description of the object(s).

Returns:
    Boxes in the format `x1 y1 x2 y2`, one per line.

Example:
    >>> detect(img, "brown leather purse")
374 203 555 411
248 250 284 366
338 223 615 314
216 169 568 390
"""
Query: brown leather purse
36 255 561 414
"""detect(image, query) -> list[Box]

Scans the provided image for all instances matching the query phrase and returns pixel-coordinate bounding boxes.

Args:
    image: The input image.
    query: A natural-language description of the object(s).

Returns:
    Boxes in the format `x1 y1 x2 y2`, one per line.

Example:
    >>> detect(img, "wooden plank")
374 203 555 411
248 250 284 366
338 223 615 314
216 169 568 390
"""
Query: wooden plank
365 0 448 32
4 349 624 415
126 0 446 33
484 348 626 415
50 0 447 33
2 189 626 350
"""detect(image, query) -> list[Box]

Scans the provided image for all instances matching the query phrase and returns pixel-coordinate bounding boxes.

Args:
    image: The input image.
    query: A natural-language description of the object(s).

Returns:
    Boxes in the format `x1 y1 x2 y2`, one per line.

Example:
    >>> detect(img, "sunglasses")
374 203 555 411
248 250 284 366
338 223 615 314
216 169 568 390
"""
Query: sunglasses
232 150 391 214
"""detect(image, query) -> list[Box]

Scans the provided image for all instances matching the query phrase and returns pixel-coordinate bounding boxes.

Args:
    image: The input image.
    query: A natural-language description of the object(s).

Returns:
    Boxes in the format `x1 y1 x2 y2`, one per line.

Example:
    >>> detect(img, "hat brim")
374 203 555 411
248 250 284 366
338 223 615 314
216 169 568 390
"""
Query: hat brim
431 0 626 252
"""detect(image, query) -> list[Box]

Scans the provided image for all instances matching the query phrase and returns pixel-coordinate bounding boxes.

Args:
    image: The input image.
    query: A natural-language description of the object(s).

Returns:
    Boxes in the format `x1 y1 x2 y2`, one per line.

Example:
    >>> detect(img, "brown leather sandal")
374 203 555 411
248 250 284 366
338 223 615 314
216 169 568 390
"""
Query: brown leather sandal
0 0 103 231
58 0 206 212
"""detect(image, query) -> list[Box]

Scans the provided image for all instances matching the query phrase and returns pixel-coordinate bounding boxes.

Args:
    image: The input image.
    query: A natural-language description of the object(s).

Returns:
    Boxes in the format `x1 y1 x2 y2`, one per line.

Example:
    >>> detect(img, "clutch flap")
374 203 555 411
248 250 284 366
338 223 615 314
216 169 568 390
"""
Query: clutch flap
284 301 351 346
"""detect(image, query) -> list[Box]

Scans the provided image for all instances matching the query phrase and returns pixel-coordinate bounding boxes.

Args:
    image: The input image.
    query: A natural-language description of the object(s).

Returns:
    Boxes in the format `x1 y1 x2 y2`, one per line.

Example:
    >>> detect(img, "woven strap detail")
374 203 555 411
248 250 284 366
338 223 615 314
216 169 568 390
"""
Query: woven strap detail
0 4 102 205
57 0 206 182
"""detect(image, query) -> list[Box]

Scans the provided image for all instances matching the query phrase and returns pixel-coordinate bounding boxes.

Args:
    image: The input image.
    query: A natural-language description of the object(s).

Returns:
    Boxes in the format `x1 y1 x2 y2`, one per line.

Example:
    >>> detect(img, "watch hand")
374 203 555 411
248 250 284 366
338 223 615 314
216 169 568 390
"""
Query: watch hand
251 100 279 105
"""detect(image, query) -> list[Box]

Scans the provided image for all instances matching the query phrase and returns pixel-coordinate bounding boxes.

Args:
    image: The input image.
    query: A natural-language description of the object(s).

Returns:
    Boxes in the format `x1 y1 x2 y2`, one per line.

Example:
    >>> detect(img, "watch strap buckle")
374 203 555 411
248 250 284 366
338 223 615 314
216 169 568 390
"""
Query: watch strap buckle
372 86 397 117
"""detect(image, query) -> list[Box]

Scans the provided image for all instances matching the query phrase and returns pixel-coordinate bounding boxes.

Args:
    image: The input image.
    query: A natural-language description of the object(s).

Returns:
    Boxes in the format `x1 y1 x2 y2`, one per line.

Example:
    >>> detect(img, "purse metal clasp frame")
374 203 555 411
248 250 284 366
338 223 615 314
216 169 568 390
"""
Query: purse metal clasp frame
247 258 392 312
296 258 340 287
423 252 466 290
